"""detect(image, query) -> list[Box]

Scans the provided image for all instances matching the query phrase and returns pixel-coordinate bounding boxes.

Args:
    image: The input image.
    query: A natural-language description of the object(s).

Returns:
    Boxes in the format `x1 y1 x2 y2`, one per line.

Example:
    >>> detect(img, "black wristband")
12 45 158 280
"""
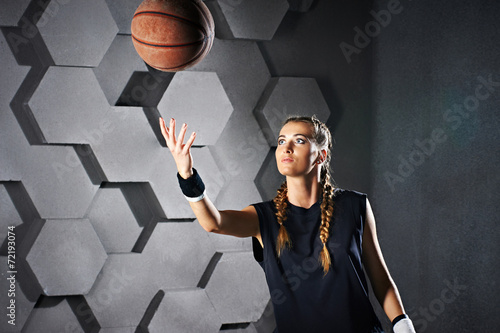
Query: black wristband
177 168 205 198
392 314 408 327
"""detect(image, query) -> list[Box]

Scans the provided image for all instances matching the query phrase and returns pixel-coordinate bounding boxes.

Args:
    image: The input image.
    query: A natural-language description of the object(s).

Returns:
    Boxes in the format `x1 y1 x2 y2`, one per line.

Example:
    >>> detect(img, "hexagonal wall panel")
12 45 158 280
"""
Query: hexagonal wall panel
148 289 221 333
209 180 261 252
90 106 168 182
36 0 118 66
85 253 150 328
0 32 30 141
28 66 110 144
205 251 269 324
209 111 270 182
87 187 142 253
0 185 23 242
26 219 107 296
2 97 99 218
21 297 84 333
105 0 142 34
0 0 30 26
100 327 136 333
207 0 289 40
93 34 148 106
188 39 271 182
254 77 331 146
86 222 216 328
158 71 233 146
188 39 271 112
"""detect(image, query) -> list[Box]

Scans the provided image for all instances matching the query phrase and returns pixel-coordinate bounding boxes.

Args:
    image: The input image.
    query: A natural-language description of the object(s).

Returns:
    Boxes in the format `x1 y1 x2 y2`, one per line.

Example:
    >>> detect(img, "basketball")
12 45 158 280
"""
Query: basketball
131 0 214 72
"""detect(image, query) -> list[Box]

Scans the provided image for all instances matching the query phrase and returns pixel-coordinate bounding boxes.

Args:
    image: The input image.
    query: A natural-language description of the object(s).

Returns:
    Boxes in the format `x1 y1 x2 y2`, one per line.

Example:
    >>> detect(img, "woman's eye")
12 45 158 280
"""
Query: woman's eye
296 138 305 144
278 139 285 145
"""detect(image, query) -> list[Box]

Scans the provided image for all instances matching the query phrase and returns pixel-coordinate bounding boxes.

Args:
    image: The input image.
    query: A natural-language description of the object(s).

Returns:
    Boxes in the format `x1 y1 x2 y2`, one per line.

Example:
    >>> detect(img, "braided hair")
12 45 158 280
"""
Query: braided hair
273 115 335 275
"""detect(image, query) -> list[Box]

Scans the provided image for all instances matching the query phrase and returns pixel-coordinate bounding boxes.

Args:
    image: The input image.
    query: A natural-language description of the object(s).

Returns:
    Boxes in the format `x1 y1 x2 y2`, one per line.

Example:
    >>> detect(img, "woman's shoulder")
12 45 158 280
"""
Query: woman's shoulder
334 187 367 200
251 200 275 214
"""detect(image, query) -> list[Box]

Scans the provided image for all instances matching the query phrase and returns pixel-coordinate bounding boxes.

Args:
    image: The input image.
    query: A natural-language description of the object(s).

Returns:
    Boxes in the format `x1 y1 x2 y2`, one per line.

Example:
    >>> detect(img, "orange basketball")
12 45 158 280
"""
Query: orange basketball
131 0 214 72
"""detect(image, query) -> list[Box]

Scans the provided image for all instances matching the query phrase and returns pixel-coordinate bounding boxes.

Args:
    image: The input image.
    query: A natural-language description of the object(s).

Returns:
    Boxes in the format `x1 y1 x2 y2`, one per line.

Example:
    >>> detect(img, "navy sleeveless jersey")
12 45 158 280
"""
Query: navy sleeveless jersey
251 189 384 333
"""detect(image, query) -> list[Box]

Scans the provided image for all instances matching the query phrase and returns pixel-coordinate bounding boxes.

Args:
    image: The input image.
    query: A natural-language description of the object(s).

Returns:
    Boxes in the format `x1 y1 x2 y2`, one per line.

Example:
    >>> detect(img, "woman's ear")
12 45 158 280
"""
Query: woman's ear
318 149 327 164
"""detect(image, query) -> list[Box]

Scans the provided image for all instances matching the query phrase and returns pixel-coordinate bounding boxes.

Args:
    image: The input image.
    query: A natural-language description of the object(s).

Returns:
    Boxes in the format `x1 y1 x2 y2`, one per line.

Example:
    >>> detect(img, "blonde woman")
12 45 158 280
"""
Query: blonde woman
159 115 415 333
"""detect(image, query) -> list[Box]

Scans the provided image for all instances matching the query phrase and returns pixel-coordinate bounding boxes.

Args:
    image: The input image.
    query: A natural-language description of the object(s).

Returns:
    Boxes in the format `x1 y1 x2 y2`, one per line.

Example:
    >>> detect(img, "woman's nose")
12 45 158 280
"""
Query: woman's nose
283 142 293 154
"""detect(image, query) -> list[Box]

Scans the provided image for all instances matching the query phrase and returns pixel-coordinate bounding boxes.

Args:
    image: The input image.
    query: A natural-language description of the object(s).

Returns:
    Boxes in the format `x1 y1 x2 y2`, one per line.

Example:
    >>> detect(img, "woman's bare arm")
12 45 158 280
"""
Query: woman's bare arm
159 117 261 244
362 198 406 322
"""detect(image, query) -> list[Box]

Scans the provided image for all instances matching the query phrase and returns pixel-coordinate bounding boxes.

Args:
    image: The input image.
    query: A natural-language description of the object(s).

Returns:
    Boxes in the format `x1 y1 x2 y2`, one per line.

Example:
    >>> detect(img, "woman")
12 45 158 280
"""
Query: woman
159 115 415 333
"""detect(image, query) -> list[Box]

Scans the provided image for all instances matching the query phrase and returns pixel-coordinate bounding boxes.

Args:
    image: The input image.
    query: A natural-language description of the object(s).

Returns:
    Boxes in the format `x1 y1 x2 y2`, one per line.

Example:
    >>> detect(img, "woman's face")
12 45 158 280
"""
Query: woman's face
275 121 322 177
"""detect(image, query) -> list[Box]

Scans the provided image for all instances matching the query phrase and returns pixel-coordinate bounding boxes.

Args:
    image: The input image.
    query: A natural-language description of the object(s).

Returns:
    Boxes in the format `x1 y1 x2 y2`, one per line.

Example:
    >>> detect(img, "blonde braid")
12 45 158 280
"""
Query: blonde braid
274 182 291 256
318 171 335 275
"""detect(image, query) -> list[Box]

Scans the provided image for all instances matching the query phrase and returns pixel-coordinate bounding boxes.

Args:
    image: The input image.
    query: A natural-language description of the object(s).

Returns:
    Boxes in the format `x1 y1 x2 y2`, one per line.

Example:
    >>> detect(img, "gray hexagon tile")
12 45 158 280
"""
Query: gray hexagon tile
1 99 99 218
28 66 111 144
143 222 216 289
186 39 271 182
22 145 99 218
0 0 30 26
21 297 84 333
209 179 260 252
93 34 148 106
254 77 331 146
0 32 30 125
287 0 315 12
149 146 224 219
85 253 152 328
105 0 142 34
157 71 233 146
0 185 23 243
85 222 215 328
86 187 142 253
188 39 271 112
26 219 107 296
0 257 36 332
148 289 221 333
207 0 289 40
99 327 136 333
36 0 118 66
209 110 270 182
205 251 269 324
90 106 168 183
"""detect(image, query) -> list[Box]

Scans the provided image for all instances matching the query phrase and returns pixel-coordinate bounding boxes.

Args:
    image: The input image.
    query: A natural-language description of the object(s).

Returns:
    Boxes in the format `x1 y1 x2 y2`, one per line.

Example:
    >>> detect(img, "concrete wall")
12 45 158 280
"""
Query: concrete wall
371 0 500 331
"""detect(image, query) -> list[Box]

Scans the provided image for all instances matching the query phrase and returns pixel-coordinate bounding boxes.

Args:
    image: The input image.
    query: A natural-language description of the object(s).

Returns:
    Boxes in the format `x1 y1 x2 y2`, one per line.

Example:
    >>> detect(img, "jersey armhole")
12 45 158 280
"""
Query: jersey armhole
360 193 367 231
251 203 265 263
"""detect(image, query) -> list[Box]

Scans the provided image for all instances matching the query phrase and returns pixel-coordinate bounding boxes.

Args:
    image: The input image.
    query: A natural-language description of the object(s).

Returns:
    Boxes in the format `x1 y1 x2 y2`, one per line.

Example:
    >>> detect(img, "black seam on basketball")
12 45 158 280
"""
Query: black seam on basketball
191 1 210 37
134 10 206 34
151 37 208 71
132 35 205 48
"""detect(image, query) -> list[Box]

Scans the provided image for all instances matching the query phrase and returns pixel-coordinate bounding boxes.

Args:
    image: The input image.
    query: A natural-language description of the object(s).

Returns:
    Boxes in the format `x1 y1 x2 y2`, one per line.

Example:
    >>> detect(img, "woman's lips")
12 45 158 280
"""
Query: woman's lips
281 157 294 163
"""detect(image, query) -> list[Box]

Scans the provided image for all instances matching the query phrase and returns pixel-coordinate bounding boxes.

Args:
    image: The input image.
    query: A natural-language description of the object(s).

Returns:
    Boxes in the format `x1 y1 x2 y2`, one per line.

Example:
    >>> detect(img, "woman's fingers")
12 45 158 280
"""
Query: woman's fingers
159 118 169 144
170 118 177 147
160 117 194 154
177 123 188 149
182 131 196 154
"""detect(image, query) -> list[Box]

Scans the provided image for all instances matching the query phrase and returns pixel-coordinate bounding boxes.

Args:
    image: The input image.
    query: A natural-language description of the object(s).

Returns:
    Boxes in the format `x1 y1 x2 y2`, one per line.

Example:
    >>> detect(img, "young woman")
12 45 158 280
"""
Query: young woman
159 115 416 333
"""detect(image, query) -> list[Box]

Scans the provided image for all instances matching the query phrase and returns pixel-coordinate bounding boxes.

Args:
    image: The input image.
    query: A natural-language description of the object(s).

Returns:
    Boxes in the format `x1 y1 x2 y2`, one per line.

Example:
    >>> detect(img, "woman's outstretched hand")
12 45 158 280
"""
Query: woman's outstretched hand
159 117 196 179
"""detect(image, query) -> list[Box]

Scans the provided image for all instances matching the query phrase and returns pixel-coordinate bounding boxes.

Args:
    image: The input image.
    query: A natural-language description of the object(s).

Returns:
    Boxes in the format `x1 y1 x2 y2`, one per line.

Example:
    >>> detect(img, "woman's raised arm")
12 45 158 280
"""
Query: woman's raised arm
159 117 261 242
